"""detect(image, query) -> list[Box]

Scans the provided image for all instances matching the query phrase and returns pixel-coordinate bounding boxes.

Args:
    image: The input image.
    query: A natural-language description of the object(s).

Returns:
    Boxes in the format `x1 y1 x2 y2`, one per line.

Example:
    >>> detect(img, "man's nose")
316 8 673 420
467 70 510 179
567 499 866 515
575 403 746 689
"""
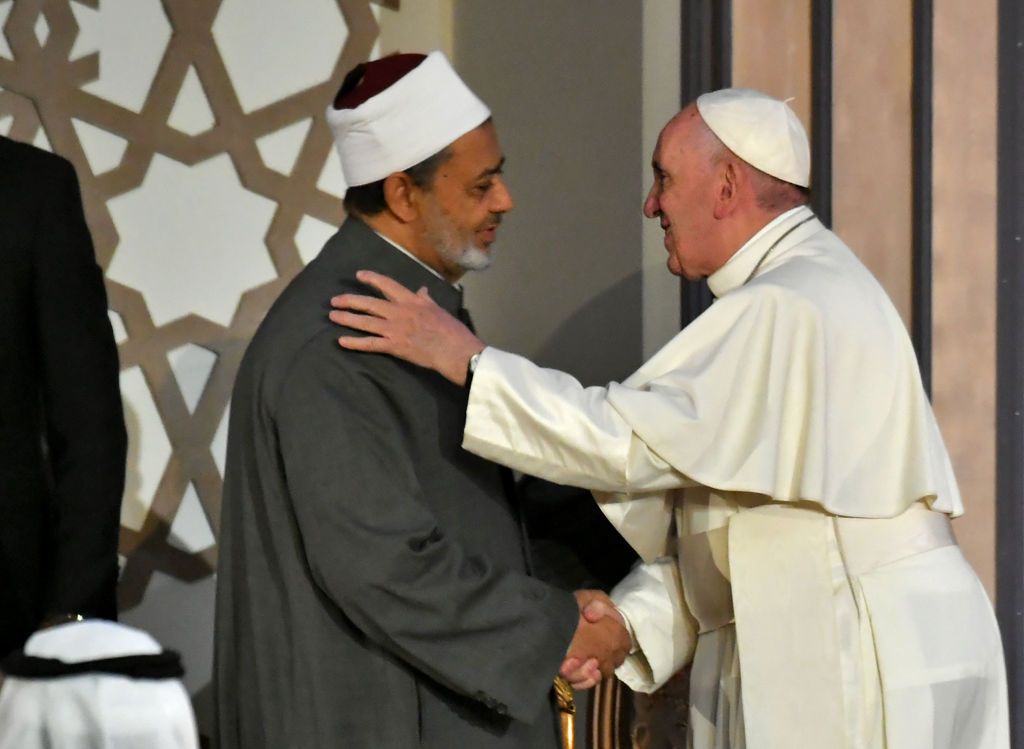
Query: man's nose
491 177 514 213
643 187 659 219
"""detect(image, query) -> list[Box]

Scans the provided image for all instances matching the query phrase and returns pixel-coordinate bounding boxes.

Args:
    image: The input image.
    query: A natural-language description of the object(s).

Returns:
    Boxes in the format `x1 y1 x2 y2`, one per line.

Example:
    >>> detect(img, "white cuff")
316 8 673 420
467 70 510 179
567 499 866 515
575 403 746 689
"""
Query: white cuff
615 606 640 655
610 558 697 693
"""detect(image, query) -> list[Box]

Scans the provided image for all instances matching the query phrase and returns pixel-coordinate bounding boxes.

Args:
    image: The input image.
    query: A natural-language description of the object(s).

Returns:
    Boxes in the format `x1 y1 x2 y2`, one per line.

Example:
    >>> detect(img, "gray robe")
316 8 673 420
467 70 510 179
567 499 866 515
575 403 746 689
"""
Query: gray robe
213 217 577 748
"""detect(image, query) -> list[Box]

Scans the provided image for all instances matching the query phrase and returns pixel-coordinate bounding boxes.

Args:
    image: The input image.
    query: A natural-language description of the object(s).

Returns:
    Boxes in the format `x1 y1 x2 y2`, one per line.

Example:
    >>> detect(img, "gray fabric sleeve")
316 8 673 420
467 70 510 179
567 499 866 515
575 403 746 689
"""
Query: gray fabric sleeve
276 339 578 723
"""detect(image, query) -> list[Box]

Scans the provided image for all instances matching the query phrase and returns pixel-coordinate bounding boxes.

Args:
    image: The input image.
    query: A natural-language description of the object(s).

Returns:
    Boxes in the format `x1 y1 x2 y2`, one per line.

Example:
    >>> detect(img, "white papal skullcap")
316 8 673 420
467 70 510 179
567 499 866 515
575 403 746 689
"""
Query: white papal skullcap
326 50 491 187
696 88 810 187
0 620 198 749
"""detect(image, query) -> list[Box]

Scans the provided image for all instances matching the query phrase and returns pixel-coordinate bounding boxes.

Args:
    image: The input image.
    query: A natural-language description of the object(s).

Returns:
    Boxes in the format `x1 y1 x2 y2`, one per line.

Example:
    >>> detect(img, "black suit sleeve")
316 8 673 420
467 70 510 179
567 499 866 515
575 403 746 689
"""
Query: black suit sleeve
277 340 578 723
32 157 125 619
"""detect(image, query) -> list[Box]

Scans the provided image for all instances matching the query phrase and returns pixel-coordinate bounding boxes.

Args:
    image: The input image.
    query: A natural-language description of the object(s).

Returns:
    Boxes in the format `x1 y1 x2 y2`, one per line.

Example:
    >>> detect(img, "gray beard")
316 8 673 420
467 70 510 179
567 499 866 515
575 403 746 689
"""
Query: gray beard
424 206 494 274
451 245 492 272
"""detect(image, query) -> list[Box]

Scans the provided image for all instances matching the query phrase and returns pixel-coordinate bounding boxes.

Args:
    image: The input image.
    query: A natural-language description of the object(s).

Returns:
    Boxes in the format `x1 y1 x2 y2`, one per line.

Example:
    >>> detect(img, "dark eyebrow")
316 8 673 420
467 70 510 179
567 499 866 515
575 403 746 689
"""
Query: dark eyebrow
652 160 665 173
475 156 506 181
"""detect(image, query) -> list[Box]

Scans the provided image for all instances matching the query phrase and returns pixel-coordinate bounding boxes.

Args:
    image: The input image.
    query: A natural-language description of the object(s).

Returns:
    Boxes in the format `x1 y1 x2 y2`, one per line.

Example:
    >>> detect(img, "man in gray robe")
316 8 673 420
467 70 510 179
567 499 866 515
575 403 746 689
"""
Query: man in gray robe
213 52 630 749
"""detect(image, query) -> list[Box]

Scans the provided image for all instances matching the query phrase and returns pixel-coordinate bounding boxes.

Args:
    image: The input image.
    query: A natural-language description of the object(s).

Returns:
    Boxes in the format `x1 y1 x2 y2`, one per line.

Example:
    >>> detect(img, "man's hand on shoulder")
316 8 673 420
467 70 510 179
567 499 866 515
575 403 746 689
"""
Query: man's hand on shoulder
329 270 484 385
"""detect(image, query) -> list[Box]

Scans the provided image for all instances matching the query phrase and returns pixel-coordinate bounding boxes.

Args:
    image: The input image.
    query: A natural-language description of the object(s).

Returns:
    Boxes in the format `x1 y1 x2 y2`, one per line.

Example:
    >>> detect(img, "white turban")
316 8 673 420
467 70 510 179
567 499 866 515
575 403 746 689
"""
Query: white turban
326 51 491 187
696 88 811 187
0 621 198 749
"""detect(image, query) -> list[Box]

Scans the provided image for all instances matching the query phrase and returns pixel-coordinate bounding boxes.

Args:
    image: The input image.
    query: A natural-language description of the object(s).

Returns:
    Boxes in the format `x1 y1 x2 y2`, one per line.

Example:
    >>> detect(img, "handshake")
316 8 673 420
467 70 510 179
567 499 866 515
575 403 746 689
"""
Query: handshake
559 590 632 690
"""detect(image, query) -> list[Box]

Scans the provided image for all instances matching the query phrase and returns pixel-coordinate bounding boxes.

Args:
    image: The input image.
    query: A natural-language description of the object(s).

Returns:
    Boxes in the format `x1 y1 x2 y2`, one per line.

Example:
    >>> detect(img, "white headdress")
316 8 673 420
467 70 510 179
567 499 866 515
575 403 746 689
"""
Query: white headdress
696 88 811 187
0 620 198 749
326 51 491 187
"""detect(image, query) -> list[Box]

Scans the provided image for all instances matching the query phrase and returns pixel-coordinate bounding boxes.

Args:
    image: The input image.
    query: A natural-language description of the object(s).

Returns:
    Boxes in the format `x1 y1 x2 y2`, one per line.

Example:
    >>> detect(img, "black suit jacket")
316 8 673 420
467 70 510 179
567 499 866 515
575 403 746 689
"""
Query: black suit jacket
0 136 125 656
214 217 578 749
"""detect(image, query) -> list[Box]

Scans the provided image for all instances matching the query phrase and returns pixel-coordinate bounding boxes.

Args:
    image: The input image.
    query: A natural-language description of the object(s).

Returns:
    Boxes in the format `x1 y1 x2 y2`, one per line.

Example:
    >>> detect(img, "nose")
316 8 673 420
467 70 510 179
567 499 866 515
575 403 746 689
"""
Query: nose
643 183 660 219
491 176 514 213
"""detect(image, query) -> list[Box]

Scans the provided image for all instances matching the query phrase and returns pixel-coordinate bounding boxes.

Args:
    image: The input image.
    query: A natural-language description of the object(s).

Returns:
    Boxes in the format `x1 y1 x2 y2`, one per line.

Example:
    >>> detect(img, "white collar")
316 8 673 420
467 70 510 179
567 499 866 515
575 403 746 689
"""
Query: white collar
707 205 814 298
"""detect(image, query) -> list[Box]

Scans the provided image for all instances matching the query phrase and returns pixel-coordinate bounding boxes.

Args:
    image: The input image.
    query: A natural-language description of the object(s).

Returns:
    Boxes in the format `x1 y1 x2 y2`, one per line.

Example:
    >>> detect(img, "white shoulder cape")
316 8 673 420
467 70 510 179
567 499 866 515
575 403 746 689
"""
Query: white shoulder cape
463 209 962 562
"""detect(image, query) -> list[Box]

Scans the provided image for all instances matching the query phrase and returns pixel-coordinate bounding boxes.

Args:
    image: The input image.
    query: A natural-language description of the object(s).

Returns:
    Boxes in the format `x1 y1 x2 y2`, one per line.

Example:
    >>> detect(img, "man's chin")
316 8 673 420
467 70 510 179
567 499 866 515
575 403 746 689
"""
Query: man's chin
458 246 493 272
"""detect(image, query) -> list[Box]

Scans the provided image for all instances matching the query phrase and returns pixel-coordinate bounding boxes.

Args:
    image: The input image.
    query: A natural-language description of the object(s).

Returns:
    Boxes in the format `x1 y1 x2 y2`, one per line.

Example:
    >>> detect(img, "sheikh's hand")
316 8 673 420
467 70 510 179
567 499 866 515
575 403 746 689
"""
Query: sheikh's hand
560 590 630 690
329 270 484 385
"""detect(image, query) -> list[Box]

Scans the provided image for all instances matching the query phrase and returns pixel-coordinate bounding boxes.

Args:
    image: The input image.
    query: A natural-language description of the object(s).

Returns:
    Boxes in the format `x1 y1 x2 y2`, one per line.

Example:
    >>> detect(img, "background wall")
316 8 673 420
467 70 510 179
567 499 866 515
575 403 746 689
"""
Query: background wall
930 0 998 598
452 1 647 386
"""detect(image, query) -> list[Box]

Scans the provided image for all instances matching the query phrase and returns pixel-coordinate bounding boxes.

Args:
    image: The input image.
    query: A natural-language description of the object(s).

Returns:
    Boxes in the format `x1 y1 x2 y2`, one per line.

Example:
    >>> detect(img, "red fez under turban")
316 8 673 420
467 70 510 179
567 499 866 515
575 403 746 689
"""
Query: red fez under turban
333 53 428 110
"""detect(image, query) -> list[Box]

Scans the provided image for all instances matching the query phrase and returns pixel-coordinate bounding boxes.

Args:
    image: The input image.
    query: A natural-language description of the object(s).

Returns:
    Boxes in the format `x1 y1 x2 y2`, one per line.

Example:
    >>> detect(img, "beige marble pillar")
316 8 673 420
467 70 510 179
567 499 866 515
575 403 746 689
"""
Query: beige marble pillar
832 0 915 326
932 0 998 598
731 0 812 133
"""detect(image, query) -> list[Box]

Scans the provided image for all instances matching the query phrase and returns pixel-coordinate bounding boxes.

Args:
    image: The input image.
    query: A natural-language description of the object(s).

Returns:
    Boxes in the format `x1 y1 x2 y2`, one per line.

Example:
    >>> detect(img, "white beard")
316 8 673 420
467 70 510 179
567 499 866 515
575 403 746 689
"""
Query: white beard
452 245 492 272
424 201 494 274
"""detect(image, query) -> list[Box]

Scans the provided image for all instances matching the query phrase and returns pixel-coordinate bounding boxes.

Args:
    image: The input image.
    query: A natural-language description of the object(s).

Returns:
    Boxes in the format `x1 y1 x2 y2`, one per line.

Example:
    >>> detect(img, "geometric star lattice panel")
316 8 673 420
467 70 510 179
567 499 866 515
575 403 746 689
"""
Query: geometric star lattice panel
0 0 379 609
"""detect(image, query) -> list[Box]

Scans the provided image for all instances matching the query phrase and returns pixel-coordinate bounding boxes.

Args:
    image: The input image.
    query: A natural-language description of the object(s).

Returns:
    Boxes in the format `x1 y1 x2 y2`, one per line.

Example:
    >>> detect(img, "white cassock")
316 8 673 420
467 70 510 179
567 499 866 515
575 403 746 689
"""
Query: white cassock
462 205 1009 749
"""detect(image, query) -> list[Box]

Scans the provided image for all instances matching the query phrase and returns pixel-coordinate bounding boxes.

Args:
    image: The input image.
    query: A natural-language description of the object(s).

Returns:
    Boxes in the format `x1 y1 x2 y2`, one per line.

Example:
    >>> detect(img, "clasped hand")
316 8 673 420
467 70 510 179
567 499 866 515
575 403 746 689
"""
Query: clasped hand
562 590 631 690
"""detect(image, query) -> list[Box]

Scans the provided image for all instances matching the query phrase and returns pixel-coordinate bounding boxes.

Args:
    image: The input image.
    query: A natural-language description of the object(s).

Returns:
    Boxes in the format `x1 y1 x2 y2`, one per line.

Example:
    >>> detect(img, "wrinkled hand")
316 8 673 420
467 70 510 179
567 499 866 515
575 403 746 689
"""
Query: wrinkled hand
329 270 485 385
561 590 630 690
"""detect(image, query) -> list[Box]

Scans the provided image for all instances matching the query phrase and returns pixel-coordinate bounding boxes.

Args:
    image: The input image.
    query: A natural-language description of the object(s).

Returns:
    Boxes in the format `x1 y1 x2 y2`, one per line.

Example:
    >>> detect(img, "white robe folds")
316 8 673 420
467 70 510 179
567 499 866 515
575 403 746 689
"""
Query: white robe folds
462 206 1009 748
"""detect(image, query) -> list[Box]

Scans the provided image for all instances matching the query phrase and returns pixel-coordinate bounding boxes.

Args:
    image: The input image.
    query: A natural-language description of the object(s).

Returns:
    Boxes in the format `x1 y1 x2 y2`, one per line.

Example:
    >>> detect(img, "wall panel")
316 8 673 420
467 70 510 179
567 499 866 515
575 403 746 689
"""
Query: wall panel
832 0 915 325
453 1 644 387
932 0 998 597
731 0 812 132
642 0 682 358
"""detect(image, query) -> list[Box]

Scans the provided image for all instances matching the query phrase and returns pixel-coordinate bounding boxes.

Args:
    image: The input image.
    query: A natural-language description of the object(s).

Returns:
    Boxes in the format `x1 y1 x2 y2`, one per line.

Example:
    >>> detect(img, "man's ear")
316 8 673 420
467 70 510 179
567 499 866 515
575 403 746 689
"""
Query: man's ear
382 172 421 223
713 161 741 220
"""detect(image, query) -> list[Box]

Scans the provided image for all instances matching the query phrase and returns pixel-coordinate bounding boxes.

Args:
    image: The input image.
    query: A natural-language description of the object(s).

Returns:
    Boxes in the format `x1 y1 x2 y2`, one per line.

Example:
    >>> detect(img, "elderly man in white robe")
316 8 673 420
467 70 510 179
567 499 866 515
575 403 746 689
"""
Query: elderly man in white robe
328 88 1010 749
